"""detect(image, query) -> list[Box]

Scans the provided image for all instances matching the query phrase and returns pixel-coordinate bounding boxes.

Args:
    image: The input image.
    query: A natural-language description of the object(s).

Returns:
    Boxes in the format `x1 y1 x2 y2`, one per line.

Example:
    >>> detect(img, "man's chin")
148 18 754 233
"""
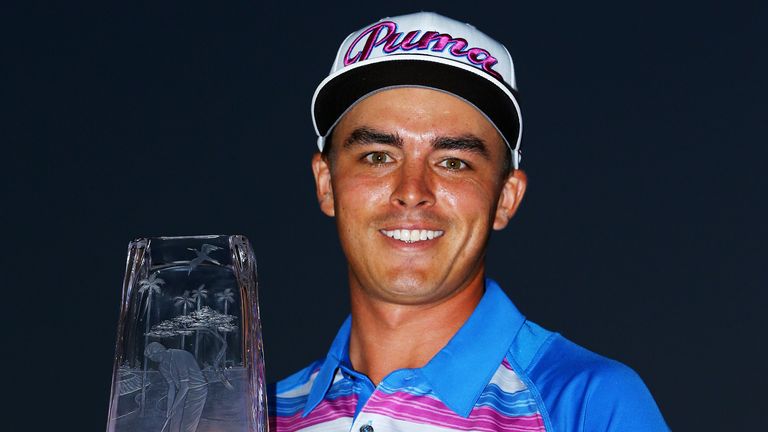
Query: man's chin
365 275 453 305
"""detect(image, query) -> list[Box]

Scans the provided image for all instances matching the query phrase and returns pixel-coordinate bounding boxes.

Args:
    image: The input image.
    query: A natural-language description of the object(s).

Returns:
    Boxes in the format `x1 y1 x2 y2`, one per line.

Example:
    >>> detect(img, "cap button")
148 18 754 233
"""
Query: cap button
360 424 374 432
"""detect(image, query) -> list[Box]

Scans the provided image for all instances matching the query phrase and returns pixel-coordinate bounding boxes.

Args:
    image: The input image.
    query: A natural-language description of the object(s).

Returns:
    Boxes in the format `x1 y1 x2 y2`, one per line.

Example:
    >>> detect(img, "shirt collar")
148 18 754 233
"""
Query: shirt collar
302 278 526 418
302 315 351 417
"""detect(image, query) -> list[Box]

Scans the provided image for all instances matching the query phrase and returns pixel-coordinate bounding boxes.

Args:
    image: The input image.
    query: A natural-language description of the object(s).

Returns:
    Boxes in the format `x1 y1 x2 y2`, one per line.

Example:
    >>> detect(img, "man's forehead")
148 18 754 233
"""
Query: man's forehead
336 87 504 143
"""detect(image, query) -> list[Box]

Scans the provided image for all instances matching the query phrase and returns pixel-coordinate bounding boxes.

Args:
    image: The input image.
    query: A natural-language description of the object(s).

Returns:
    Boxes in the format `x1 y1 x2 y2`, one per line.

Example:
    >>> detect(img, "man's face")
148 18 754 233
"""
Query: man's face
312 88 526 305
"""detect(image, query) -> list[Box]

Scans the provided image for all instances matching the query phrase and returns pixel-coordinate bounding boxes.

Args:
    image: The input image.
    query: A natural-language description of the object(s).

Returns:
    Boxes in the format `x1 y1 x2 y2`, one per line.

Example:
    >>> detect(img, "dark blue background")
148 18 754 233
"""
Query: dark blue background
4 1 766 429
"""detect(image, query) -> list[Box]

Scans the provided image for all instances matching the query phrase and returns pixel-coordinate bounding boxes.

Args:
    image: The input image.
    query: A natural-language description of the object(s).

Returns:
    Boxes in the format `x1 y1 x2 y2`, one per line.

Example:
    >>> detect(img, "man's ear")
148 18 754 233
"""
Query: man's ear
493 169 527 230
312 152 335 217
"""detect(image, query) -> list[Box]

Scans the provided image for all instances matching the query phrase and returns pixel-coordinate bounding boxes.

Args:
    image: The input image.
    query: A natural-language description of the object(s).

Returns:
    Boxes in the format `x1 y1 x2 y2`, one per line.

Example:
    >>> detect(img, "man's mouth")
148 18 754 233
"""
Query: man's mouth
380 229 445 244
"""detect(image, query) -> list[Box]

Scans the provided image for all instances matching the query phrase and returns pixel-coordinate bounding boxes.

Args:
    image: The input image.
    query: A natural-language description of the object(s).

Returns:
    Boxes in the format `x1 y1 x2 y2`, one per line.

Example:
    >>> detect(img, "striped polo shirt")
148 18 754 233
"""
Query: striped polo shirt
268 279 668 431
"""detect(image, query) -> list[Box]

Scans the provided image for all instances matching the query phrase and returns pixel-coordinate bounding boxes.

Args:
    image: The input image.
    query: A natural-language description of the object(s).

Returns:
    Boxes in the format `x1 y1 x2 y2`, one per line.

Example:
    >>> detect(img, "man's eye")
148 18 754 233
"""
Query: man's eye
439 158 468 170
364 152 392 164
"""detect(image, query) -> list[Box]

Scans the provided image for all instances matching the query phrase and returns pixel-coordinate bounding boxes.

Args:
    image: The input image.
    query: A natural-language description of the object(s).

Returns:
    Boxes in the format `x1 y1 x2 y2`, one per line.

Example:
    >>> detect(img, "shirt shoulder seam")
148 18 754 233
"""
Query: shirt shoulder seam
524 330 558 374
506 344 555 431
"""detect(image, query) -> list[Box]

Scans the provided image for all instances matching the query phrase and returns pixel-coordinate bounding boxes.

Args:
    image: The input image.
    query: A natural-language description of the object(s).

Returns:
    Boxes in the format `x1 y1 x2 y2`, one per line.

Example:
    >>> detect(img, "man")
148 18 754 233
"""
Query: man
269 12 667 431
145 342 208 432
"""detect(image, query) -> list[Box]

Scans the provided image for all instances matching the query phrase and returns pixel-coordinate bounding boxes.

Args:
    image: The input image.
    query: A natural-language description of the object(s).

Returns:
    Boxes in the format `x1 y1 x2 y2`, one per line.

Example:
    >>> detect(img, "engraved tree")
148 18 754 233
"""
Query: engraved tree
192 284 208 310
147 306 237 390
215 288 235 315
173 290 194 348
216 288 236 365
138 272 165 354
137 271 164 415
191 285 208 357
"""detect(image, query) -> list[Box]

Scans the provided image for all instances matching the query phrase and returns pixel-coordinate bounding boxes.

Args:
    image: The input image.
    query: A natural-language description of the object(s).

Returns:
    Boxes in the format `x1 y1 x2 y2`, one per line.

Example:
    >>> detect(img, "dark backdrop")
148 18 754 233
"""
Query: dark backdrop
4 1 766 430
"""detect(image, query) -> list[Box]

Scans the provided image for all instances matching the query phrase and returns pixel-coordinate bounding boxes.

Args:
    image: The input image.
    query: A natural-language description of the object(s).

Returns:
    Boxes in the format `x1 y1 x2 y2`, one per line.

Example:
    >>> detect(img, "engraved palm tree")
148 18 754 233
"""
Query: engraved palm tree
173 290 194 348
216 288 236 366
192 285 208 310
137 271 164 415
175 289 195 314
191 284 208 357
138 272 165 343
215 288 235 315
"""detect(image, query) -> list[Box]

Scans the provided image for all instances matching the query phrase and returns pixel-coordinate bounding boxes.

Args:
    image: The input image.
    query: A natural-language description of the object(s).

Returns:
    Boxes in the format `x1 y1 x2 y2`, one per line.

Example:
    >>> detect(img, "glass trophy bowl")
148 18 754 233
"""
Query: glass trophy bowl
106 235 267 432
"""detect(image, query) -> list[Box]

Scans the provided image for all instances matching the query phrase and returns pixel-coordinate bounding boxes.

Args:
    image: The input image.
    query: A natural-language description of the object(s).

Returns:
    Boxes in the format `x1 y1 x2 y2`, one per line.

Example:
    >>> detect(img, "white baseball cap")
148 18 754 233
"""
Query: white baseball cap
311 11 523 168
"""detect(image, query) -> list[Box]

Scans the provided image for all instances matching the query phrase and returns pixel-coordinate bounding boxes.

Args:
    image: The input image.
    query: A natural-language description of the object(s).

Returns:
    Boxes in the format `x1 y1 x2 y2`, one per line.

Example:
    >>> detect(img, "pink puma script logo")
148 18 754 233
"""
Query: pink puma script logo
344 21 502 80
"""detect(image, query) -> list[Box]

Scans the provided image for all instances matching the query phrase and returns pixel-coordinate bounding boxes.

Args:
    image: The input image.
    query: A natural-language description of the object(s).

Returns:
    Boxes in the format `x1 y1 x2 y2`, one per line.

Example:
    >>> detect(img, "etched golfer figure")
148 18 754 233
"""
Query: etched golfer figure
145 342 208 432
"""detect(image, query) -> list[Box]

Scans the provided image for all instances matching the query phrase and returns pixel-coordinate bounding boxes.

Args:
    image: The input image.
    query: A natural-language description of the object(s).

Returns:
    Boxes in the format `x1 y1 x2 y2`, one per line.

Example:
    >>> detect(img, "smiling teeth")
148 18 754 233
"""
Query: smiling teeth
381 229 444 243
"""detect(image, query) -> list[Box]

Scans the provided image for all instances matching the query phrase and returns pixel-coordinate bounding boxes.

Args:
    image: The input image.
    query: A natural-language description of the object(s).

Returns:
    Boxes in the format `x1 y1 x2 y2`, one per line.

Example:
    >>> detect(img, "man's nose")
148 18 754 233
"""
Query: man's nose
390 160 436 208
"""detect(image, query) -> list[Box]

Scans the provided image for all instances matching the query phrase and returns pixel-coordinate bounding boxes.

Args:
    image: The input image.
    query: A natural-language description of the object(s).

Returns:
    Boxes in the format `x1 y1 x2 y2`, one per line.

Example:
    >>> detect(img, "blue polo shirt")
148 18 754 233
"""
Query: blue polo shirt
269 279 668 431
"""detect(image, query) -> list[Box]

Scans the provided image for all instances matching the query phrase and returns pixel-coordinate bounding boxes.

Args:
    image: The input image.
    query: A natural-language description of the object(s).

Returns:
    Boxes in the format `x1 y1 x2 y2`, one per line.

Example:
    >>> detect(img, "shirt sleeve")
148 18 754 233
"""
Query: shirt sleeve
582 361 669 431
526 333 669 432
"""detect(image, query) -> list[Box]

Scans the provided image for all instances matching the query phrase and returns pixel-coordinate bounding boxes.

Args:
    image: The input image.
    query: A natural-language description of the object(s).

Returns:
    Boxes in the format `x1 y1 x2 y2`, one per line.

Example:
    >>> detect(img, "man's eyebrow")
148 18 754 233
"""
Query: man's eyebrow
343 127 403 149
432 135 490 159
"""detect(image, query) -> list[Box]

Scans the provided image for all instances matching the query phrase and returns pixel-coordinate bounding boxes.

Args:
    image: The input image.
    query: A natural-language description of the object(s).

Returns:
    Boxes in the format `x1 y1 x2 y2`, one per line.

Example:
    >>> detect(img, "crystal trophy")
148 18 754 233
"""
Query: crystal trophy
106 235 267 432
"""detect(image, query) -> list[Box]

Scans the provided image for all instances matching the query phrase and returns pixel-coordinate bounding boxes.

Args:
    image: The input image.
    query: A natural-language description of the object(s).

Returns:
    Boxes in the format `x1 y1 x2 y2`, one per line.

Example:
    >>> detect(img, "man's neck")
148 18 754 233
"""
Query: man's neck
347 272 485 385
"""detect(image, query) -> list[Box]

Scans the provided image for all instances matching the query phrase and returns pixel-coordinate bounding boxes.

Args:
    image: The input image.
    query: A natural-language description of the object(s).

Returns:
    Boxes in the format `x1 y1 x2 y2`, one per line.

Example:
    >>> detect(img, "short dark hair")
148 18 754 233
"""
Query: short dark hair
321 127 336 160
